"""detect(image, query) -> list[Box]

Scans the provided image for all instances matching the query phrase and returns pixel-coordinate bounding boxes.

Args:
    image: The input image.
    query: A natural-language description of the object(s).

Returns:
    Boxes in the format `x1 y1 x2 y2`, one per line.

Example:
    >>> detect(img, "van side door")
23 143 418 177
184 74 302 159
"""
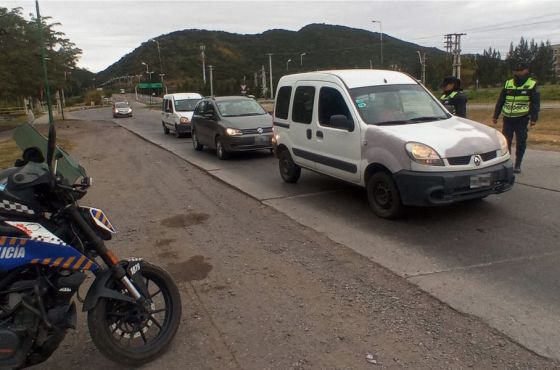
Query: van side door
312 83 361 183
288 83 318 170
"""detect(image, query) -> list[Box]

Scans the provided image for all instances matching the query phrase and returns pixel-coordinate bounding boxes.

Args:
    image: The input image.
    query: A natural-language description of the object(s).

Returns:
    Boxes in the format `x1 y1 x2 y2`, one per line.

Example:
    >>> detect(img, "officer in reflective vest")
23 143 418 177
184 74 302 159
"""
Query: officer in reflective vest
440 76 467 118
492 62 540 174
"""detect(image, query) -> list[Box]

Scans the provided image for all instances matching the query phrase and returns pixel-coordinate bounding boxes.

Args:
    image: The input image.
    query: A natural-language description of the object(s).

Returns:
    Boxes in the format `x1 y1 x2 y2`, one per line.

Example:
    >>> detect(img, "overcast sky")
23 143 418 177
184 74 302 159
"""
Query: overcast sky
2 0 559 72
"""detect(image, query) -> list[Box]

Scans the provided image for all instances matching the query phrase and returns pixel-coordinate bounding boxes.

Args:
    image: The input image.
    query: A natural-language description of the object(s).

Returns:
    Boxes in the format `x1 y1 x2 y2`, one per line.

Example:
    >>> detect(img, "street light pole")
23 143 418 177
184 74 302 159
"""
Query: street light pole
134 74 142 101
372 20 383 67
286 59 292 71
300 52 306 66
266 53 274 99
35 0 53 126
208 65 214 97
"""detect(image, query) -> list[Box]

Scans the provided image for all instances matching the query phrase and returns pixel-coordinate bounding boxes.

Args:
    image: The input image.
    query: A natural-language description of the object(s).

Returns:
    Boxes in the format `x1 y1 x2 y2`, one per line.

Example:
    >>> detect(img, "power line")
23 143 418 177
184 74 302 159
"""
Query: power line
411 13 560 41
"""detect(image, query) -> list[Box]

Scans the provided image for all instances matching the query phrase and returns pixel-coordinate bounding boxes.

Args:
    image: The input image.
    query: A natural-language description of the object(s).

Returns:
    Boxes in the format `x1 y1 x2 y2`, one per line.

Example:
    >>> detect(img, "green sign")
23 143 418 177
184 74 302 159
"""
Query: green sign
138 82 163 89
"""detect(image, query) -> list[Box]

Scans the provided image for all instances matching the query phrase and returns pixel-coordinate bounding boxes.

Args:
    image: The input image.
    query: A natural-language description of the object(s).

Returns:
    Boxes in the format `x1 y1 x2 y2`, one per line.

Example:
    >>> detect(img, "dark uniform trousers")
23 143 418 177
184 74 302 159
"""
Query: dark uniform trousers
502 115 529 167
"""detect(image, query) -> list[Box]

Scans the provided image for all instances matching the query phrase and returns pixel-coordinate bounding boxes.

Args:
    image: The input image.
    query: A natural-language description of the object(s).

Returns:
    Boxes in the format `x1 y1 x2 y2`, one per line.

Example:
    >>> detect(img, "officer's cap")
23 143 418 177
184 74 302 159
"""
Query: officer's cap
441 76 459 87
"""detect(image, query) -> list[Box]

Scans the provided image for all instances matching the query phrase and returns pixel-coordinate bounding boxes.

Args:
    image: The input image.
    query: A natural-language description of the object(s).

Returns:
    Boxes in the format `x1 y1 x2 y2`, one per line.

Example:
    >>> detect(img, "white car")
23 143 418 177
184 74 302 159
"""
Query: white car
272 70 515 218
161 93 203 137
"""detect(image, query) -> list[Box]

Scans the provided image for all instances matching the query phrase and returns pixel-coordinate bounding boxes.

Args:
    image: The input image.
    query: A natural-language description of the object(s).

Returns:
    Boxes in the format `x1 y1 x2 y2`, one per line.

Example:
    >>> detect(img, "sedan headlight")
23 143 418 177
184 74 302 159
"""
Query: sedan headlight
179 117 189 124
226 128 243 136
405 142 444 166
496 131 508 156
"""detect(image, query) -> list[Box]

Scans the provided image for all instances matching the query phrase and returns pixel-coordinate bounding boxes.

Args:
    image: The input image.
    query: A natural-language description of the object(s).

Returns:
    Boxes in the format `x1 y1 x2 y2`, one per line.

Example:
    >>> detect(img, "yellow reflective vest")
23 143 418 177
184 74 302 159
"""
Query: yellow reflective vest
502 78 536 118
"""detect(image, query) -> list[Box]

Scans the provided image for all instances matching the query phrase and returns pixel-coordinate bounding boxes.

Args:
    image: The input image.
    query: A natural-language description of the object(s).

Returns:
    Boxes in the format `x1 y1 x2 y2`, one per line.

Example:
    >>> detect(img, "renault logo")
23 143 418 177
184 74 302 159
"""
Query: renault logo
257 128 263 134
474 155 482 166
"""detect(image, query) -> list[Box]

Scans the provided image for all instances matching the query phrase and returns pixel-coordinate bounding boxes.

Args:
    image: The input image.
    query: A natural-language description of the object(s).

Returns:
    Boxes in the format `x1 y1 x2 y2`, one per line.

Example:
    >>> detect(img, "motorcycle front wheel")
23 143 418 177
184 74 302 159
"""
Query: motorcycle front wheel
87 262 182 366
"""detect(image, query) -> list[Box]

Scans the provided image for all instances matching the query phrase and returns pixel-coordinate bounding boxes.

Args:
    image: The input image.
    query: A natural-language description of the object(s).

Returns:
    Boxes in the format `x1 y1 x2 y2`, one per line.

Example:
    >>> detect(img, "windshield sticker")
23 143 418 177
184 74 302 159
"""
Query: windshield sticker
355 99 367 108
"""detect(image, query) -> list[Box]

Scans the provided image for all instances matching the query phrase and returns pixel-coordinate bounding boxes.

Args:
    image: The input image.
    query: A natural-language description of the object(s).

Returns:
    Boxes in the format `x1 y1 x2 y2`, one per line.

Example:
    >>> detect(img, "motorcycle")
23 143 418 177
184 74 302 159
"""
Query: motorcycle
0 122 182 369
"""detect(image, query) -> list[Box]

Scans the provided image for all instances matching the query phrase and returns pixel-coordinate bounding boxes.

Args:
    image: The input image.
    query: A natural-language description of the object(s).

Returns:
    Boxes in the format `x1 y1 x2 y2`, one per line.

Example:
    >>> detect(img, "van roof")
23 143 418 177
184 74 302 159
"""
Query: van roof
278 69 417 89
164 93 203 100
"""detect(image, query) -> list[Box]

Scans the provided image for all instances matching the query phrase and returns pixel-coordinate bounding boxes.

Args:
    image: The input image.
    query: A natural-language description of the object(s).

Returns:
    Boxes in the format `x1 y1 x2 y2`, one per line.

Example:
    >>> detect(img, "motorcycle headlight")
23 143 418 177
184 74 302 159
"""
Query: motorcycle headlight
405 142 444 166
179 117 189 124
496 131 508 156
226 128 243 136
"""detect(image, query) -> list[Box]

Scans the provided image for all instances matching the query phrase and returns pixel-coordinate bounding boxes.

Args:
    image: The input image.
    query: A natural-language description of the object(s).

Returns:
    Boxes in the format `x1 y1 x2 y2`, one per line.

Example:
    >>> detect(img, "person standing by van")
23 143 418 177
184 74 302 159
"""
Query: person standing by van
492 62 540 174
440 76 467 118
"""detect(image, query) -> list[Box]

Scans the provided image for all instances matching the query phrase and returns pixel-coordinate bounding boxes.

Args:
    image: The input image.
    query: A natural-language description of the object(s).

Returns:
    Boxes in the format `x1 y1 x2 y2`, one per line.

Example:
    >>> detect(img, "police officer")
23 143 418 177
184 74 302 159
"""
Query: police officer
492 62 540 174
440 76 467 118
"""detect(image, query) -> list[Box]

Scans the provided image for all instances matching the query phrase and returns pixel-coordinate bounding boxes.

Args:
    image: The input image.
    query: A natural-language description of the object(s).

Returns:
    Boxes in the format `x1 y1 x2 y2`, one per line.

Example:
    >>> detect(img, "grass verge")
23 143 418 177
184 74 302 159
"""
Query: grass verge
468 108 560 151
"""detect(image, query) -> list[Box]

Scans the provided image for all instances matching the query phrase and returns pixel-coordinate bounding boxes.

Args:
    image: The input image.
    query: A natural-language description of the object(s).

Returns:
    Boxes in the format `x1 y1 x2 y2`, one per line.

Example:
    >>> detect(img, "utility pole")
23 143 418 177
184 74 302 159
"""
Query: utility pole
202 45 207 84
261 65 267 97
444 33 466 79
372 20 383 67
417 51 427 85
151 39 165 93
208 65 214 97
266 53 274 99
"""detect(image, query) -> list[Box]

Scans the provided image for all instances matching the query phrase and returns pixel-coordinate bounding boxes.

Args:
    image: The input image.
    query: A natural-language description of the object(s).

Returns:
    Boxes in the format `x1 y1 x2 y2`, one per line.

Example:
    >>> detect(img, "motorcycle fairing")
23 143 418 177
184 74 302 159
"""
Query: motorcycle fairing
82 207 116 234
0 222 99 272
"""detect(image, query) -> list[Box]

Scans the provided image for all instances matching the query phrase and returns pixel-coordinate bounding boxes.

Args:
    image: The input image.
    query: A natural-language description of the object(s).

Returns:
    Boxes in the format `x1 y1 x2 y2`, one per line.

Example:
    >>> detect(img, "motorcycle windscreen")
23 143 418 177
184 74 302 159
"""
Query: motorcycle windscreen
12 123 87 184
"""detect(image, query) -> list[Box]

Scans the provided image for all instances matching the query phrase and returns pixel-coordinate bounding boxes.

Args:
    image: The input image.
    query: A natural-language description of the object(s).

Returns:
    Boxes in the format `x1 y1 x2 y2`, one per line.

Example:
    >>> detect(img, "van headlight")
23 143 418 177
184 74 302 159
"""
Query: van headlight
405 142 444 166
179 117 189 124
496 131 508 156
226 128 243 136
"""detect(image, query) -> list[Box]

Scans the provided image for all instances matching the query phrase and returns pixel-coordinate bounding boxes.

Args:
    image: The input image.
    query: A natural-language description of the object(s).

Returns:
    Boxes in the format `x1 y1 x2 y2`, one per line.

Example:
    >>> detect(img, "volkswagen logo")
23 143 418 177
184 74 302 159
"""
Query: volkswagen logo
474 155 482 166
257 127 263 135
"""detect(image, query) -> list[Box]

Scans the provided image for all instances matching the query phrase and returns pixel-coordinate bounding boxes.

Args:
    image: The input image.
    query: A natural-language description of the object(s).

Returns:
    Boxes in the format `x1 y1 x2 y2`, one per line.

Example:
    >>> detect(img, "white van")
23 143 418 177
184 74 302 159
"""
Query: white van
273 70 514 218
161 93 203 137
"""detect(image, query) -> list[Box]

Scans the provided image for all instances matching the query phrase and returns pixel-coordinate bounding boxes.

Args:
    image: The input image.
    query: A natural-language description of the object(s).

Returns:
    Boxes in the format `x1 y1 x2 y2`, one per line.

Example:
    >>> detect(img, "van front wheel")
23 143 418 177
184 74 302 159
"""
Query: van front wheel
366 172 403 219
279 150 301 183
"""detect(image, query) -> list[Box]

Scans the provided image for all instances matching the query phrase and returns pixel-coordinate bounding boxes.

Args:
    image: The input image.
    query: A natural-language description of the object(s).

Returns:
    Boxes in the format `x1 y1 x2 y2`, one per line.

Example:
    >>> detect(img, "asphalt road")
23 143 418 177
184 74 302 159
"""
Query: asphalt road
69 98 560 360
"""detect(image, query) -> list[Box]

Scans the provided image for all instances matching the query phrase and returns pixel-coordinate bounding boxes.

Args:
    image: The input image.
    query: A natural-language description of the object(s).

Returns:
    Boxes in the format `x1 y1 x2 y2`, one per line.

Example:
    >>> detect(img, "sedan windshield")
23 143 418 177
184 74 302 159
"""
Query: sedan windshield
216 100 266 117
174 99 200 112
115 102 129 108
349 84 450 125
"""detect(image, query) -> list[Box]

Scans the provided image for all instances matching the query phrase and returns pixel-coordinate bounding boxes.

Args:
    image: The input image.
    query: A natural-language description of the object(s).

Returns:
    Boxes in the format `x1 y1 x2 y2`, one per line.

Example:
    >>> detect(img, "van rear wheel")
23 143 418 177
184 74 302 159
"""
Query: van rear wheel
279 150 301 183
366 172 403 219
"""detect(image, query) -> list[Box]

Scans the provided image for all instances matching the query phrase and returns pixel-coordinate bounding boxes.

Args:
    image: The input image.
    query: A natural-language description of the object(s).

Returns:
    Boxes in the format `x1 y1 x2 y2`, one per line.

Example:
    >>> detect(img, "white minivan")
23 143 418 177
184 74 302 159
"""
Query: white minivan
161 93 203 137
273 70 514 218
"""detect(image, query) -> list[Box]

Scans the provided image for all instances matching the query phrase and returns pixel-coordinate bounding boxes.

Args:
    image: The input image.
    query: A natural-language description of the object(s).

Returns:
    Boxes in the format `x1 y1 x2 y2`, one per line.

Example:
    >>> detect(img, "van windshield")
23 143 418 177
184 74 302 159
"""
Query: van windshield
174 99 200 112
349 84 450 126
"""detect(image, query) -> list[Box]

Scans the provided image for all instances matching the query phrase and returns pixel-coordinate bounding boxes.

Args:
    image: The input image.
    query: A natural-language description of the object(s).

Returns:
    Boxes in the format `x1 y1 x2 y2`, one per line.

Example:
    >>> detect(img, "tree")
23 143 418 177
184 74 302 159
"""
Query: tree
0 6 82 105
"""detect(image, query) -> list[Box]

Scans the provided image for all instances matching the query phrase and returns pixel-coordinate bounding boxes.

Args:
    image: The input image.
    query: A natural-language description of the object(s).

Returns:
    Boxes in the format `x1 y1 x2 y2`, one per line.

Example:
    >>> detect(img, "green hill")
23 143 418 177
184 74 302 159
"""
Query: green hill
96 23 447 96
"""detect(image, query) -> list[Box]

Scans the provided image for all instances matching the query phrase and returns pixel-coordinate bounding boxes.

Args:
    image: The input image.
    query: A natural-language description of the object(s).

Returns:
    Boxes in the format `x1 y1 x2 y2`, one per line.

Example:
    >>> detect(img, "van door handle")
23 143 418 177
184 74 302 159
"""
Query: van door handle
306 129 312 140
316 130 324 139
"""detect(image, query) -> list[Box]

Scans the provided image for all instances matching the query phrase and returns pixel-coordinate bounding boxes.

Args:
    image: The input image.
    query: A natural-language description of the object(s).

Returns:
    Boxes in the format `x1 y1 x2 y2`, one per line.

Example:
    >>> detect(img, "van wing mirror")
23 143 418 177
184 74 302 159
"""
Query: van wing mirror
330 115 354 131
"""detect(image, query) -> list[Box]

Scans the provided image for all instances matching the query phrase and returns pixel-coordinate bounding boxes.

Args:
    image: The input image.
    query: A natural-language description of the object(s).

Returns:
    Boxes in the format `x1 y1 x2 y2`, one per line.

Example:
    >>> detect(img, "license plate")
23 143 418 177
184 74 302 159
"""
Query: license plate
470 174 492 188
255 135 270 144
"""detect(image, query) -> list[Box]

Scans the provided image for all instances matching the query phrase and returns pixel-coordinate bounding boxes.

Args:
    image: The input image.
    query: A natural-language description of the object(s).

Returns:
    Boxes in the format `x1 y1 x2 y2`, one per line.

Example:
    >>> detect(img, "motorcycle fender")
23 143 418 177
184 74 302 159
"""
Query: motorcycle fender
82 259 146 312
82 267 134 312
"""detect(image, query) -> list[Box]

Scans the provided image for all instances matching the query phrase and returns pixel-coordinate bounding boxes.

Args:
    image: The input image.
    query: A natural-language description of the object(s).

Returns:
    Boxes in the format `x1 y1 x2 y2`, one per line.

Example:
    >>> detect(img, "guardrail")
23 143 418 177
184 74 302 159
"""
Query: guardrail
0 107 27 120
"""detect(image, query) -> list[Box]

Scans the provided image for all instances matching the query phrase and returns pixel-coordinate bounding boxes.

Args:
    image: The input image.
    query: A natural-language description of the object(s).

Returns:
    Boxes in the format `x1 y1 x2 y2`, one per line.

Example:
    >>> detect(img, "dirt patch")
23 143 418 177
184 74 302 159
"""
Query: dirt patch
156 238 175 247
160 213 209 228
168 255 213 282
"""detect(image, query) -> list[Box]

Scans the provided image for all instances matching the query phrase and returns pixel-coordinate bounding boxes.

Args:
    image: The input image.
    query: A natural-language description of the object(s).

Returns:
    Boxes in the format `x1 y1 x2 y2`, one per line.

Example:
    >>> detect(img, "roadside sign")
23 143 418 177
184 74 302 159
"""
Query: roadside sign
138 82 163 89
